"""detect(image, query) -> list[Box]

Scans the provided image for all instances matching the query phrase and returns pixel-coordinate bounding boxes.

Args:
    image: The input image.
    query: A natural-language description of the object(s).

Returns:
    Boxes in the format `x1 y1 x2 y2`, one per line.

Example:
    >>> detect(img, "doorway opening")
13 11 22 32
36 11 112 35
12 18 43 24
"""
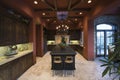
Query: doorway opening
96 24 115 57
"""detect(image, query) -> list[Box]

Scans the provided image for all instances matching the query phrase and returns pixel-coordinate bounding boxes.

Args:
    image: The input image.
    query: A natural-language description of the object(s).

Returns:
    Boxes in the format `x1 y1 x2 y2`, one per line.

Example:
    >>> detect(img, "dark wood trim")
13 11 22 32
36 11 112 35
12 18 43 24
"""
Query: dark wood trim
70 0 82 10
68 0 72 10
42 0 55 10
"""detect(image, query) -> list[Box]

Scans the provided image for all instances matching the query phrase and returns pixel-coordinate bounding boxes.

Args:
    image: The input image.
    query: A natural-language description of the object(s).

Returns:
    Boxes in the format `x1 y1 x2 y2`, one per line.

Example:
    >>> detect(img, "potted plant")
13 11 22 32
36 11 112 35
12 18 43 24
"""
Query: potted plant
100 32 120 80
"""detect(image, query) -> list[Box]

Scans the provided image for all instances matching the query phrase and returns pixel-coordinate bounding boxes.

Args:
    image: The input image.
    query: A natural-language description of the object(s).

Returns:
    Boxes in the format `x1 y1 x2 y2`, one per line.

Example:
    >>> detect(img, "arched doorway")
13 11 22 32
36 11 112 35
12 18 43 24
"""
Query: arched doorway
96 24 115 57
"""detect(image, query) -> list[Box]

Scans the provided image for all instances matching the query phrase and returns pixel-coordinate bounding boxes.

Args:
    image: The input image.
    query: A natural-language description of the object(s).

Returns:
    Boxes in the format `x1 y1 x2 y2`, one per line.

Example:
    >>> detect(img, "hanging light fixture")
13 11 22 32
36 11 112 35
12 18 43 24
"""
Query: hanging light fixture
56 24 69 35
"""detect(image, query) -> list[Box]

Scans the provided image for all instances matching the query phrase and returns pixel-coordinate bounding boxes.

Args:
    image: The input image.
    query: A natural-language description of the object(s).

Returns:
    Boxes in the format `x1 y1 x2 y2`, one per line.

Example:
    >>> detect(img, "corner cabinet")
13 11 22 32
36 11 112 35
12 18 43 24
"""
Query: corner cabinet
0 52 33 80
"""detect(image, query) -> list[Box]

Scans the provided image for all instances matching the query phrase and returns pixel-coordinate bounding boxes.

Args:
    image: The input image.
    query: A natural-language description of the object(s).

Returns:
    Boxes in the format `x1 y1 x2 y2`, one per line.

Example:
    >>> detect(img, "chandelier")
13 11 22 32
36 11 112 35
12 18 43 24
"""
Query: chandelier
56 24 69 35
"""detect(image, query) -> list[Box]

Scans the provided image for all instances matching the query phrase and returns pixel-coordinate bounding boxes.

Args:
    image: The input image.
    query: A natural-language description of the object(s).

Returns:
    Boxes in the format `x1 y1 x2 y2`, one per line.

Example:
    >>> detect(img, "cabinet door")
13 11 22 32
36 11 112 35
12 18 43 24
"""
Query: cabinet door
0 16 16 45
22 23 29 43
0 16 6 44
0 14 29 45
16 22 29 44
5 17 16 45
0 15 3 44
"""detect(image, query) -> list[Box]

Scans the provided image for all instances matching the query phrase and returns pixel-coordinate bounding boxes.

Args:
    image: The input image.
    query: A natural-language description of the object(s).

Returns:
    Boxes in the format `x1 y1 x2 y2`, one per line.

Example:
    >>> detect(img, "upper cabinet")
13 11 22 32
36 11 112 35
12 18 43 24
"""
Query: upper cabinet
47 30 56 40
69 30 81 40
0 7 30 46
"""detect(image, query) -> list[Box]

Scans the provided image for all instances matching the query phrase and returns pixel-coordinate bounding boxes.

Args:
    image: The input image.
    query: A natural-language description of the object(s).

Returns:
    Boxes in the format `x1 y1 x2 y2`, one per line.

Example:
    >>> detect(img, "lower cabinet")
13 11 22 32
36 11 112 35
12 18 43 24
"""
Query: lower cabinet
47 45 55 51
0 52 33 80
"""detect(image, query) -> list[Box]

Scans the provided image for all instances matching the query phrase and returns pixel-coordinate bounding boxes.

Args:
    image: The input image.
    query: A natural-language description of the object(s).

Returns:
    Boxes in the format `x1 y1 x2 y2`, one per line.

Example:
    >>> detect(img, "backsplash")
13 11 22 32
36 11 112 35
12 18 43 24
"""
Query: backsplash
0 43 33 57
0 46 9 56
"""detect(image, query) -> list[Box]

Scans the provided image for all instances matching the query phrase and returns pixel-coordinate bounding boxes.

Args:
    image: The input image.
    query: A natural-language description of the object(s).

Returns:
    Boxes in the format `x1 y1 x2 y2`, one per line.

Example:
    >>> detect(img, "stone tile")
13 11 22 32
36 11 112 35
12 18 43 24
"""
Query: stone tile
18 52 114 80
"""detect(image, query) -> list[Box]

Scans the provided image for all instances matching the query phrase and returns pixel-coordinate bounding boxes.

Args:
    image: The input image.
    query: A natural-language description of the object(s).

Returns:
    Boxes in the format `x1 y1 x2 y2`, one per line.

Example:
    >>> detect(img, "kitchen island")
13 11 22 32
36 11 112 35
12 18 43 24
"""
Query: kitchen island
50 45 76 70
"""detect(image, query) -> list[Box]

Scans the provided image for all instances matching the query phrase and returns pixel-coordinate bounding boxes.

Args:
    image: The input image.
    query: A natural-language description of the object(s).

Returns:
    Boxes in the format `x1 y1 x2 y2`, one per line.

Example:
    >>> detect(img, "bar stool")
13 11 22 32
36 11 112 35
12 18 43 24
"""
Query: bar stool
64 56 74 70
52 56 63 70
64 56 75 76
52 56 63 76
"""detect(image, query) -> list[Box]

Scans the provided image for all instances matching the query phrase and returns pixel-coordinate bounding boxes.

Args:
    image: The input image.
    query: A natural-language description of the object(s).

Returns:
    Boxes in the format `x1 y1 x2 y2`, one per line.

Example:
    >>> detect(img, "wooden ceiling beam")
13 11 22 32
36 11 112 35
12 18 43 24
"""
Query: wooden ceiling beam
42 0 55 10
34 8 91 12
42 17 56 19
68 0 72 10
54 0 57 10
72 8 91 11
68 16 83 18
70 0 82 10
41 16 83 19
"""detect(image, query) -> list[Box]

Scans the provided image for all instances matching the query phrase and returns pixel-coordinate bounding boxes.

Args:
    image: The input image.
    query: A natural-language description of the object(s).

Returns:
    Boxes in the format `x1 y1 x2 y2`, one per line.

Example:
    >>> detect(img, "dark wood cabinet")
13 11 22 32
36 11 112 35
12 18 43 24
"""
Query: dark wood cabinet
47 30 56 40
16 21 29 44
0 12 29 46
69 30 81 40
0 15 15 45
47 45 56 51
0 52 33 80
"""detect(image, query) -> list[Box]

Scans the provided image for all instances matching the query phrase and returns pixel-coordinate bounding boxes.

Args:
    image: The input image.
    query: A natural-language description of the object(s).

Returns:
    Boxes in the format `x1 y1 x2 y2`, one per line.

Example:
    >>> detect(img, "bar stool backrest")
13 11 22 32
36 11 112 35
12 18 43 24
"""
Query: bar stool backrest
54 56 62 63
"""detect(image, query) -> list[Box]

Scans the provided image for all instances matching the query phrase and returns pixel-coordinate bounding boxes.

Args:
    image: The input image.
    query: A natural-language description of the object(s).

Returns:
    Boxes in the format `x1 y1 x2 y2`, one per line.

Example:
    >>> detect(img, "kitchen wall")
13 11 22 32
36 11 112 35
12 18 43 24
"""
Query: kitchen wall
55 35 70 44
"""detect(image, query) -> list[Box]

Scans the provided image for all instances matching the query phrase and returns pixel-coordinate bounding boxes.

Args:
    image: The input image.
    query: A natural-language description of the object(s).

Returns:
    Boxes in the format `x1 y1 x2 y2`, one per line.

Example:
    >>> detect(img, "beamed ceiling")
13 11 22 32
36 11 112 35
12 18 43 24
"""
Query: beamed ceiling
24 0 99 29
0 0 119 30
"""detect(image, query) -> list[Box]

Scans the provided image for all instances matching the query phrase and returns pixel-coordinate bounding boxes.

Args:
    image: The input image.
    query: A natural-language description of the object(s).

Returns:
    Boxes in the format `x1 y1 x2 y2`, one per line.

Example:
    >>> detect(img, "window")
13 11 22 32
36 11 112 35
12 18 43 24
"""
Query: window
97 24 113 30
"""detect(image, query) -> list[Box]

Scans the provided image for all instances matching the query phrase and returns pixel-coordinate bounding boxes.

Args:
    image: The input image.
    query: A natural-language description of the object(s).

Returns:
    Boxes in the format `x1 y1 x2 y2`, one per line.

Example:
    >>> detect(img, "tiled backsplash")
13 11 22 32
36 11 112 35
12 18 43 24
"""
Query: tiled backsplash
17 43 33 52
0 43 33 57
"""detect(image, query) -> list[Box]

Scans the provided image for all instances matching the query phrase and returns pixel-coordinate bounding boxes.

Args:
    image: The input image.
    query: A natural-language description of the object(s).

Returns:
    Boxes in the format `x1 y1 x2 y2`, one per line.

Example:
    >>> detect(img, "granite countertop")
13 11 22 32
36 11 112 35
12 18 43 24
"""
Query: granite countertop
0 49 33 66
50 45 76 55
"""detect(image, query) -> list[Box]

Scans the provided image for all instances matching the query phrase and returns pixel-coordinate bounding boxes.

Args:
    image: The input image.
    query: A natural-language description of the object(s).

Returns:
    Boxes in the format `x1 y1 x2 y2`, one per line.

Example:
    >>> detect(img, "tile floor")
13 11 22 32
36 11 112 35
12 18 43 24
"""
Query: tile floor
18 51 117 80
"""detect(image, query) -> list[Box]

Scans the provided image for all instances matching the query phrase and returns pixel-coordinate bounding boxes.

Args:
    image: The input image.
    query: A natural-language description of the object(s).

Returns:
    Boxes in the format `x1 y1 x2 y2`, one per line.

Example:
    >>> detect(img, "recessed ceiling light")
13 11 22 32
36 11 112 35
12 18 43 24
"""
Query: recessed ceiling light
62 25 64 27
34 1 38 4
42 13 46 16
47 19 50 21
75 18 78 21
56 27 58 29
79 12 83 15
88 0 92 3
54 20 56 23
67 27 69 29
68 20 70 22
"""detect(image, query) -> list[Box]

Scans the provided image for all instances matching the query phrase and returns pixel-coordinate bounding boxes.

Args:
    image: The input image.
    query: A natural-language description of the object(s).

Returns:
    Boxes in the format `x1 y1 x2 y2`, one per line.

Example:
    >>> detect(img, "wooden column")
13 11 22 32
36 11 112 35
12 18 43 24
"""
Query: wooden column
36 24 44 57
83 16 95 60
29 18 36 64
